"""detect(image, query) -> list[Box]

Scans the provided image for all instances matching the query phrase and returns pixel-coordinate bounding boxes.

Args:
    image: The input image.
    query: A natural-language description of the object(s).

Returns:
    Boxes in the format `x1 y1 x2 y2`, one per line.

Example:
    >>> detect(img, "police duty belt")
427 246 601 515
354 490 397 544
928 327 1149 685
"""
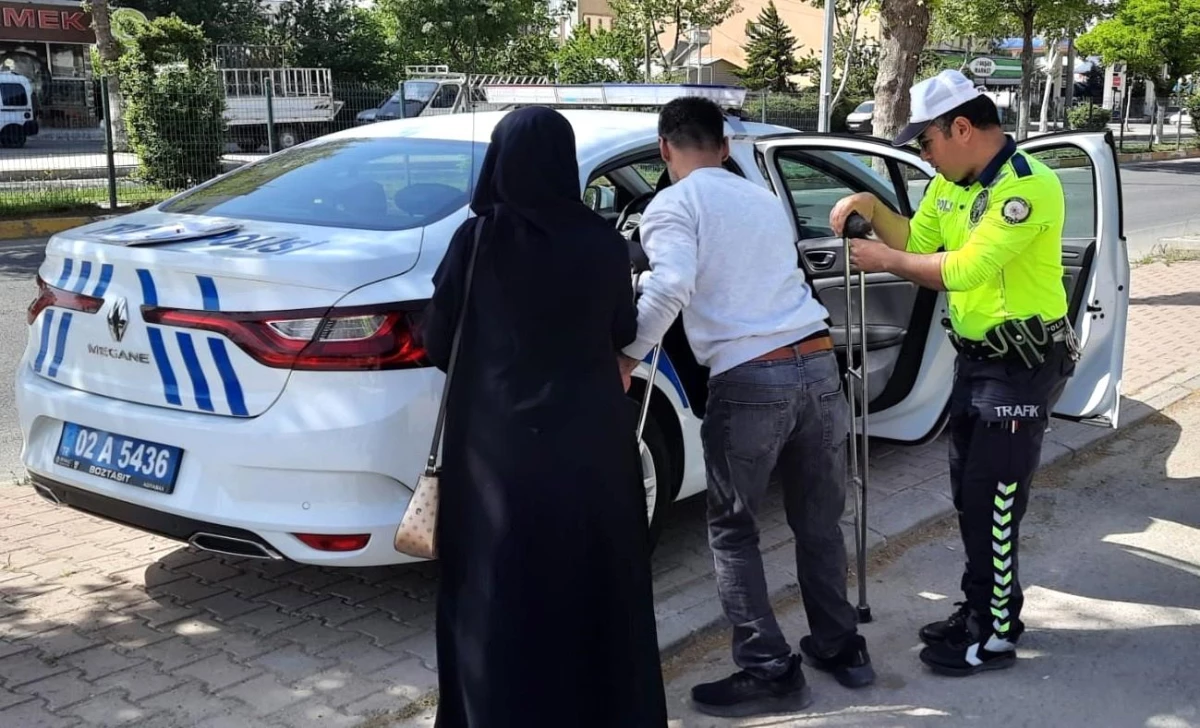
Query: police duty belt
944 316 1081 368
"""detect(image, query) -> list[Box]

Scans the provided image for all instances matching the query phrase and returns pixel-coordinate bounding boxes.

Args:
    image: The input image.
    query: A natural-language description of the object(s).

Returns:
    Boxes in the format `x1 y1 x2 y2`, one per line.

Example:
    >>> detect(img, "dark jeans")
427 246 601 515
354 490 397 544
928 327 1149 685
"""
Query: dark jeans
701 348 859 680
948 343 1074 640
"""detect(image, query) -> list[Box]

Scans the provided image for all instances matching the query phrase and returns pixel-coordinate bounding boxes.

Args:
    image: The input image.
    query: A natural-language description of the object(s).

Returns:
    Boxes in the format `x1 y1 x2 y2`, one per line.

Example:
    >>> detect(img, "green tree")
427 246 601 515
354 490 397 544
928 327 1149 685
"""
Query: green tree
1077 0 1200 141
931 0 1098 138
268 0 399 84
377 0 564 73
554 24 645 83
608 0 741 80
734 0 815 91
113 16 226 188
119 0 271 45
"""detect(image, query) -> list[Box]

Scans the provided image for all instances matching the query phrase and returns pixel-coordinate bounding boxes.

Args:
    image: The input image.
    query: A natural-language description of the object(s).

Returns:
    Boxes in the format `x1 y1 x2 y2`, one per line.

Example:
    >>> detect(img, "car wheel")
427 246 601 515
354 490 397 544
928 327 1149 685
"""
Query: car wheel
0 126 26 148
635 403 675 551
276 127 300 149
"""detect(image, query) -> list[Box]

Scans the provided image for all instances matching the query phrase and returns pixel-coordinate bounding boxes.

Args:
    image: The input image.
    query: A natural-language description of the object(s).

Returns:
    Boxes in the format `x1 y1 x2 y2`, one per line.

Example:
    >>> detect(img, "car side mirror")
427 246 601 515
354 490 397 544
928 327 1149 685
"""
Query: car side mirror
583 185 602 211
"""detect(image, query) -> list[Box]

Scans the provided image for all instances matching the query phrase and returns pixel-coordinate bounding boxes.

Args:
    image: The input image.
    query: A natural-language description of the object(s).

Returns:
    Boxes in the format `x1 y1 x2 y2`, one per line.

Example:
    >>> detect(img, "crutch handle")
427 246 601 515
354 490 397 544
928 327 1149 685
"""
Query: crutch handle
845 211 873 239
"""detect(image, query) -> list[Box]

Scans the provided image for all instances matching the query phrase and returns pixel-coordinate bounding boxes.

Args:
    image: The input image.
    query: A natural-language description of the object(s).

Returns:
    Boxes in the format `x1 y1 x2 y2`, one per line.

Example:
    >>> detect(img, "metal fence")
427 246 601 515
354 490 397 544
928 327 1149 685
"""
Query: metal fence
0 77 397 220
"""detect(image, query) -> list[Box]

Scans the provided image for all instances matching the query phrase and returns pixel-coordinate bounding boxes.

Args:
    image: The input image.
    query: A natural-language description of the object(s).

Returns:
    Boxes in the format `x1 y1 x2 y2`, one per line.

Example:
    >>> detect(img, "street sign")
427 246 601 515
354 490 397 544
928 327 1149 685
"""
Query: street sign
969 57 996 78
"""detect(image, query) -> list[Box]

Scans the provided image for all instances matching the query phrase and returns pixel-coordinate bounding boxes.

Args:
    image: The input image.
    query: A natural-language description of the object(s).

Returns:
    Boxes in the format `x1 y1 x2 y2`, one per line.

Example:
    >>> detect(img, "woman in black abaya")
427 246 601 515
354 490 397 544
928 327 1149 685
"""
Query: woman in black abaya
421 106 668 727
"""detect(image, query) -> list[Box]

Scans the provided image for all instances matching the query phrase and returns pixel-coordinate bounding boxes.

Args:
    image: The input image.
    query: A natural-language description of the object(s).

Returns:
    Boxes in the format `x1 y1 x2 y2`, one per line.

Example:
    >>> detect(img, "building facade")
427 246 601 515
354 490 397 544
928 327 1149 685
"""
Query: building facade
0 0 97 130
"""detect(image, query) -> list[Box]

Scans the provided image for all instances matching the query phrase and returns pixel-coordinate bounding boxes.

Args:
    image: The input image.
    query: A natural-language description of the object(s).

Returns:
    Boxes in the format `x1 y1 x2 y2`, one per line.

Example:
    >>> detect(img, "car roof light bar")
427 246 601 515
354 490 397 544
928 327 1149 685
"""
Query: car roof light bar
481 83 748 109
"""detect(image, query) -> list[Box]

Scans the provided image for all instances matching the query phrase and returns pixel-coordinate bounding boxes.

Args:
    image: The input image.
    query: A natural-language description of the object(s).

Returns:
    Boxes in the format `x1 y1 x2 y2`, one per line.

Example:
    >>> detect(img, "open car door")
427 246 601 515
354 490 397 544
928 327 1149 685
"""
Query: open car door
753 129 1129 441
1015 131 1129 428
753 134 955 443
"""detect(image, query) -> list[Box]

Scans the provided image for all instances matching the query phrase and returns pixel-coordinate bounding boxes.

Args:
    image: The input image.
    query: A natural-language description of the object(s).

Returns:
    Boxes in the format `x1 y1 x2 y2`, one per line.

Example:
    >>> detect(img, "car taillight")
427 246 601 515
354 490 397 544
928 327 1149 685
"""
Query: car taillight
140 303 430 371
27 275 104 325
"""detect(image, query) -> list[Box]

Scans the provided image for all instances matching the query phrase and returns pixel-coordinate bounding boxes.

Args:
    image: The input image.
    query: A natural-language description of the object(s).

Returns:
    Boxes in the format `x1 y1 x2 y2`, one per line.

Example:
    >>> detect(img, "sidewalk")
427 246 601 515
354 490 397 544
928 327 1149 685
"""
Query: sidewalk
2 259 1199 727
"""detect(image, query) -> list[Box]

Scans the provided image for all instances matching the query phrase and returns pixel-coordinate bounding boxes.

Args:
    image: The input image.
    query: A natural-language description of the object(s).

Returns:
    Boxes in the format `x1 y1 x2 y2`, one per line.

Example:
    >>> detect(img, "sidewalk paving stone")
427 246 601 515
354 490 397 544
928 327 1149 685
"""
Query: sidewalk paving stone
2 260 1198 726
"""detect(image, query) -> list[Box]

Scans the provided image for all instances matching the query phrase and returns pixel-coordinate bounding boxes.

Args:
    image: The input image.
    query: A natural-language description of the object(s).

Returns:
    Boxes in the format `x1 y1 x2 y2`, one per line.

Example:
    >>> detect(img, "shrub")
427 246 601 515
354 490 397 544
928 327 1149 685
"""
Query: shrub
1187 93 1200 129
1067 104 1110 132
115 17 227 189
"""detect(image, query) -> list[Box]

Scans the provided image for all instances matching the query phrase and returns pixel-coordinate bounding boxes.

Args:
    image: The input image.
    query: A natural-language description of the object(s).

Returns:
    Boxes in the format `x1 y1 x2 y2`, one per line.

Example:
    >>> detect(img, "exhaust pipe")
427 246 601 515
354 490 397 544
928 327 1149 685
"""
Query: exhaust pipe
32 482 63 505
189 532 284 560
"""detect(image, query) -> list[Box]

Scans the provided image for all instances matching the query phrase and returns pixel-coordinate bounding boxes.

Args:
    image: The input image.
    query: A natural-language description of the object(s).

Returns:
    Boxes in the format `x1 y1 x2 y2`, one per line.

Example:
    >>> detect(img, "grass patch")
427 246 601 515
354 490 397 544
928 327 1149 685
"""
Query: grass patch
0 184 175 220
1132 242 1200 267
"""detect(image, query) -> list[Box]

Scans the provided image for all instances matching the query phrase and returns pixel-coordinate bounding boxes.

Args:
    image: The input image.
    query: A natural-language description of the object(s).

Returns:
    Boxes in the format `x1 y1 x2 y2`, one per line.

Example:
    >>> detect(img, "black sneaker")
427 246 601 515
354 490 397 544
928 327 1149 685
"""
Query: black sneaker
690 655 813 718
919 601 971 645
919 631 1018 676
798 634 876 688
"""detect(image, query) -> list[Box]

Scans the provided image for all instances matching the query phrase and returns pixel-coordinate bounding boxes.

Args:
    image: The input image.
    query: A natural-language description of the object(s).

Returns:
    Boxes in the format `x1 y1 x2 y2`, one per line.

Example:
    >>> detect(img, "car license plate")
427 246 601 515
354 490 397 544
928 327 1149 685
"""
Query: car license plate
54 422 183 494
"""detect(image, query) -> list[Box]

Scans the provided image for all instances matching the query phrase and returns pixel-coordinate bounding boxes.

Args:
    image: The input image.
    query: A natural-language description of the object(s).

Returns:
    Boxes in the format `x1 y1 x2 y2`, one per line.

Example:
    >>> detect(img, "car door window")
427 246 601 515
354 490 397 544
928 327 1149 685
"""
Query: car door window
775 151 931 241
430 84 460 109
1023 147 1096 241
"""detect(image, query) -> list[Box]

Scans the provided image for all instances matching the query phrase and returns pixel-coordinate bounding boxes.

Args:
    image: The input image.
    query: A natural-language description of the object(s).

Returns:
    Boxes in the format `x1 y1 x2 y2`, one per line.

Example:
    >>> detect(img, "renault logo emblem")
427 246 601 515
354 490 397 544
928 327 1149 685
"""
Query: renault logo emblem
107 298 129 342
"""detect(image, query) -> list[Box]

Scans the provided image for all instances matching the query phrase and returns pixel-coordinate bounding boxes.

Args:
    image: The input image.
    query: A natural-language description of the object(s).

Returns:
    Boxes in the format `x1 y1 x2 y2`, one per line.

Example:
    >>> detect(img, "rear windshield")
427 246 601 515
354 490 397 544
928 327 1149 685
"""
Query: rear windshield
1 82 29 108
162 136 487 231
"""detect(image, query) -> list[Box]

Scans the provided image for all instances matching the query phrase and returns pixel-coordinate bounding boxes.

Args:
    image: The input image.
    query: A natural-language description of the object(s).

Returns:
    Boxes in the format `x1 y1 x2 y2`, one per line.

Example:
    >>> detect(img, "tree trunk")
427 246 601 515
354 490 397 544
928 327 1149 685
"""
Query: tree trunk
90 0 127 149
831 6 862 111
1039 41 1061 133
1063 37 1076 128
873 0 932 140
1017 9 1035 140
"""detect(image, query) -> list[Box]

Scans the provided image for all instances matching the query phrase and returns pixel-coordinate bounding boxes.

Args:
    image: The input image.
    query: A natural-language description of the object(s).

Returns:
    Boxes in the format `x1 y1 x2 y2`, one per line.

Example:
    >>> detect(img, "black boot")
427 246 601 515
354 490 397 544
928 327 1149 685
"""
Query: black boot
798 634 876 688
690 655 813 718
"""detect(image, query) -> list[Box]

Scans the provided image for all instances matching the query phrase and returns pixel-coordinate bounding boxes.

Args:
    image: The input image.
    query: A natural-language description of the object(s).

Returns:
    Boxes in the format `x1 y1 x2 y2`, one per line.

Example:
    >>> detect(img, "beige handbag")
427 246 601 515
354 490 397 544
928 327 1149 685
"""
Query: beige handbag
394 218 483 559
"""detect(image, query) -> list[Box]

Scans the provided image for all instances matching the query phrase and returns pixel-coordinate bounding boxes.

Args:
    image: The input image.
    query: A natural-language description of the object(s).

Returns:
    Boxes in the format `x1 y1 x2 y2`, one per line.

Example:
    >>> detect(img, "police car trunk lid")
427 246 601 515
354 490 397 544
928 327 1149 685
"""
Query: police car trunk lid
27 214 425 418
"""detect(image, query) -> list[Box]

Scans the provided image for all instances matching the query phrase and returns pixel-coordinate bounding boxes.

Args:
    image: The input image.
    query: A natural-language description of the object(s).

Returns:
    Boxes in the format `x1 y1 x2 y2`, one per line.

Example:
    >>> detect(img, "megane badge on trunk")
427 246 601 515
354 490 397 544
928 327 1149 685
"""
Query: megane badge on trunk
107 298 129 343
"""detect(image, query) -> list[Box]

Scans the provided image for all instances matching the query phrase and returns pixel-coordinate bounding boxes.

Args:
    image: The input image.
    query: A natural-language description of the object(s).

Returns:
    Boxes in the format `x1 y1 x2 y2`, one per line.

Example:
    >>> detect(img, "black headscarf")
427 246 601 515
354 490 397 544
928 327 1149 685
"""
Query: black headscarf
470 106 599 237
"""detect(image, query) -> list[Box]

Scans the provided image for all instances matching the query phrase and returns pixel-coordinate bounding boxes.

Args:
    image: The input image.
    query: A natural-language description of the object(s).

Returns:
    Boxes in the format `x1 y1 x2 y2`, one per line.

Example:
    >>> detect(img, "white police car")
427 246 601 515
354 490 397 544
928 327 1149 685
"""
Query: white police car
15 85 1129 567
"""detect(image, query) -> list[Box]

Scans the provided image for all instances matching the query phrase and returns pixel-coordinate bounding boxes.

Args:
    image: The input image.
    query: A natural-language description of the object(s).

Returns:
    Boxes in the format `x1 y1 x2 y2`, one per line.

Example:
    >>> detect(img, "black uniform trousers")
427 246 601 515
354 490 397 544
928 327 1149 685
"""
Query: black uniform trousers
947 340 1074 641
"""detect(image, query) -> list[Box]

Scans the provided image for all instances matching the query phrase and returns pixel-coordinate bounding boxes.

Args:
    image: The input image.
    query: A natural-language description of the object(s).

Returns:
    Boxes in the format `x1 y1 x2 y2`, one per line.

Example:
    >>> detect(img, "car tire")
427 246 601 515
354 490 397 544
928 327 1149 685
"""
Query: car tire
0 125 26 148
632 399 675 552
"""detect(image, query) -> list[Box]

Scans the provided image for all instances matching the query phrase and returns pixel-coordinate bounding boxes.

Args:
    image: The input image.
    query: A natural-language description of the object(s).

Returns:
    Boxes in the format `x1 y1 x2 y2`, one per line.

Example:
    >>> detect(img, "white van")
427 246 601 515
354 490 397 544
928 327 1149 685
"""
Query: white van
0 69 38 148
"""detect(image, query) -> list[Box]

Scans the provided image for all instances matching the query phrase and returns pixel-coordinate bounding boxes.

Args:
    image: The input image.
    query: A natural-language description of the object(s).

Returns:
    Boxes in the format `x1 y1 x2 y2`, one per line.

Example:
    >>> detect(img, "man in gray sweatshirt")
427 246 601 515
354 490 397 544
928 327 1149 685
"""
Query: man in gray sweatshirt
618 96 875 718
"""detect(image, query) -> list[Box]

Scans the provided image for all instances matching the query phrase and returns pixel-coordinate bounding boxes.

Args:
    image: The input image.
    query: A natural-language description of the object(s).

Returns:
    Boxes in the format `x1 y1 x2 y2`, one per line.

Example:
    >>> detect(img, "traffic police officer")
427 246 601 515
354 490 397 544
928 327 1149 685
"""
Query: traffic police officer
830 69 1079 676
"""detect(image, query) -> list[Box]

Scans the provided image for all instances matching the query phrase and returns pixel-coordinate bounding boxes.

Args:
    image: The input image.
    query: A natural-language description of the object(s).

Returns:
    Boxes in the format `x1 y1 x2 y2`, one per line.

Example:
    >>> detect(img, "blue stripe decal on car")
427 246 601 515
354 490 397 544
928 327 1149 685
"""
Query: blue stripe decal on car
208 338 248 416
55 258 73 288
91 264 114 298
71 261 92 294
197 276 220 311
176 332 214 412
147 329 182 406
47 312 73 378
641 349 689 408
33 309 55 373
137 269 158 307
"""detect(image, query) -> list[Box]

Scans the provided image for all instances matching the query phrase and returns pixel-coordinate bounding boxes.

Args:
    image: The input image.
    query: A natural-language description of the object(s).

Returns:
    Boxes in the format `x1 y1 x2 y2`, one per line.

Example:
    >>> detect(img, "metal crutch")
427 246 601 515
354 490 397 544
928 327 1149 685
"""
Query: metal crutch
844 211 874 623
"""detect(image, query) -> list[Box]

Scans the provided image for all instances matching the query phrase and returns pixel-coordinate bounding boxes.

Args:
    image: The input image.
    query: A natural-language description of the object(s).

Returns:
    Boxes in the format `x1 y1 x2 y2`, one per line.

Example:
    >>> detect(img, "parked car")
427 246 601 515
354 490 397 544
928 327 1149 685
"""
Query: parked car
845 100 874 134
0 69 38 148
15 87 1129 567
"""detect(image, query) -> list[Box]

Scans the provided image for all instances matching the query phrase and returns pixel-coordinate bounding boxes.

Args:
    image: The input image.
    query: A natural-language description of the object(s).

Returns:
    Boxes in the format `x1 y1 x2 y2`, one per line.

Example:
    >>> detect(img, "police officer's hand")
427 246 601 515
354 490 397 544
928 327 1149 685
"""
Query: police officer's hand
618 355 639 392
848 238 895 273
830 193 878 236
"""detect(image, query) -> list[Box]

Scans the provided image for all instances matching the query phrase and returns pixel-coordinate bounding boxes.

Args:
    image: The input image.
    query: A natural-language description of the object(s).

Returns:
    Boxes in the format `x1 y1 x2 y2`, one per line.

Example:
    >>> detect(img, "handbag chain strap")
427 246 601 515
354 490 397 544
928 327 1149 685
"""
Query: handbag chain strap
425 217 484 474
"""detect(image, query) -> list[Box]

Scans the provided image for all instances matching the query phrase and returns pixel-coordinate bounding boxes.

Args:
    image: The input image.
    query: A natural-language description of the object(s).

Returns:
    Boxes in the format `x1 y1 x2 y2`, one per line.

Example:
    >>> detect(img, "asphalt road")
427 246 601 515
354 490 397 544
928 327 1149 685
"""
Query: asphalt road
664 390 1200 728
1120 158 1200 257
0 239 42 481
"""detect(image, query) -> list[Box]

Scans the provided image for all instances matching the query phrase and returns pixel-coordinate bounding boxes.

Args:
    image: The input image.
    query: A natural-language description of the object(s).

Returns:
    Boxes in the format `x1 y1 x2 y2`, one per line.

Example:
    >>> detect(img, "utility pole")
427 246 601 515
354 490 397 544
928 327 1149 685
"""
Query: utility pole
818 0 836 131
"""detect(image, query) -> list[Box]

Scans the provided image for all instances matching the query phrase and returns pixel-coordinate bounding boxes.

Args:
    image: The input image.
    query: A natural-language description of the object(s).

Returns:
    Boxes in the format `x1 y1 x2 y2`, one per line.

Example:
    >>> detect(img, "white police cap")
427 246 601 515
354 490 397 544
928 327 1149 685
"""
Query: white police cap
892 69 984 147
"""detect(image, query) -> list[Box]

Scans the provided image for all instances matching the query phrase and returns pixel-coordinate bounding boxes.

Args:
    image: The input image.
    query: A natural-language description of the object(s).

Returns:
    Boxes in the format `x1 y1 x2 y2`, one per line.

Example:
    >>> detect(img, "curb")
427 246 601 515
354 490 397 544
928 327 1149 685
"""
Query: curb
653 373 1200 662
0 216 109 241
1117 147 1200 164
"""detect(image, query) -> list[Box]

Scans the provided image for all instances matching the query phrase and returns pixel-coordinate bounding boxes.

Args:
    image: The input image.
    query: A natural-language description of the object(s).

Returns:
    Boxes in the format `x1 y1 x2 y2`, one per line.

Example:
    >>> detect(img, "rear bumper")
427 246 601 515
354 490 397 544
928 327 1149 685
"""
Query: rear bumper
15 361 442 566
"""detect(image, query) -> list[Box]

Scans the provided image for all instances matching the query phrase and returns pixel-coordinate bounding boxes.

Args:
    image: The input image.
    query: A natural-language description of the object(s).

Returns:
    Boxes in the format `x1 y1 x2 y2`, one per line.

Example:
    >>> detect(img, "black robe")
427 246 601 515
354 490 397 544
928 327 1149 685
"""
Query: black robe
421 107 668 727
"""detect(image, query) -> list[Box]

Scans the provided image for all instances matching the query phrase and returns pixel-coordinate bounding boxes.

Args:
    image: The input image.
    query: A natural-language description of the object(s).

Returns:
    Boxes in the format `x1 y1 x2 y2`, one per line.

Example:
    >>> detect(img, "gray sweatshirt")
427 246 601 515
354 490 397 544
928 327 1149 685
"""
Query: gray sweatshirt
622 166 830 377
